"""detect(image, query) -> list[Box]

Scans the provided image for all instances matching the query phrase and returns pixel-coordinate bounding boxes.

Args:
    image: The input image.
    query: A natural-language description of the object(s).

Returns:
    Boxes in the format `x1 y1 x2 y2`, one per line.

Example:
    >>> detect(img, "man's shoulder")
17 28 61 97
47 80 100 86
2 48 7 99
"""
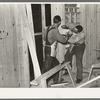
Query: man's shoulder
49 26 58 33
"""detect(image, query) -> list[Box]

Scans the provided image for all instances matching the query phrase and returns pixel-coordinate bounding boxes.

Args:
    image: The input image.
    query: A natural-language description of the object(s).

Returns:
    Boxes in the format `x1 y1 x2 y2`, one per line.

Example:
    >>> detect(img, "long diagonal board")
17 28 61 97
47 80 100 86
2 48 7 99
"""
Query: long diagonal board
24 28 41 78
77 75 100 88
30 62 76 88
20 5 41 78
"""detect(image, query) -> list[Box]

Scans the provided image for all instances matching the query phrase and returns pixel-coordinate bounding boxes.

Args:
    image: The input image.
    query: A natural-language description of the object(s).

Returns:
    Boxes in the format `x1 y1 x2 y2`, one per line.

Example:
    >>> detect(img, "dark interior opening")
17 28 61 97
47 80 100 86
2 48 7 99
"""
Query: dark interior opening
31 4 42 33
29 4 52 80
28 48 34 81
45 4 51 26
35 35 43 73
30 4 43 75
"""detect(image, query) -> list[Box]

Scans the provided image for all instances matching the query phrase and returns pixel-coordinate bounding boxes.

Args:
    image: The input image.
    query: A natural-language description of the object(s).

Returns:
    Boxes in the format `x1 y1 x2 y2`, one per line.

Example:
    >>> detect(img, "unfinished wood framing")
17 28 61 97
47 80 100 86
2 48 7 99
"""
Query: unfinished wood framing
77 75 100 88
0 4 38 87
80 4 100 68
51 4 65 25
1 3 100 88
30 62 76 88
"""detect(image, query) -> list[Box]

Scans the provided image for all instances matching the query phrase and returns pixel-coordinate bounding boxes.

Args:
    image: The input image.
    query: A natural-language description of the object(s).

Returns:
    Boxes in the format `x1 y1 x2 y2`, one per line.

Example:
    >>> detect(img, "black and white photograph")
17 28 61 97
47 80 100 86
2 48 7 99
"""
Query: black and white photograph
0 2 100 99
1 2 100 98
0 3 100 88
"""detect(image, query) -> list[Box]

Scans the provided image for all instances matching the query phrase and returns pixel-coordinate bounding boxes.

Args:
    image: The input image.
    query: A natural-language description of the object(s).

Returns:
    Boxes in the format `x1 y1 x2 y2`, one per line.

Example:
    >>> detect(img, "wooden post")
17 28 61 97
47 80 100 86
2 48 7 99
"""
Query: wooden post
41 4 46 61
65 63 76 87
40 78 47 88
20 4 41 78
12 4 30 87
26 4 36 48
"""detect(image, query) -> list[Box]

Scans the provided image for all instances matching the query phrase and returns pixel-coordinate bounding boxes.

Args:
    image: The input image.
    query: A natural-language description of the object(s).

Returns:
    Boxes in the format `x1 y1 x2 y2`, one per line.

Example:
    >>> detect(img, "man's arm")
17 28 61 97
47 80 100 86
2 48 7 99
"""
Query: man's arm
53 29 68 43
68 32 85 43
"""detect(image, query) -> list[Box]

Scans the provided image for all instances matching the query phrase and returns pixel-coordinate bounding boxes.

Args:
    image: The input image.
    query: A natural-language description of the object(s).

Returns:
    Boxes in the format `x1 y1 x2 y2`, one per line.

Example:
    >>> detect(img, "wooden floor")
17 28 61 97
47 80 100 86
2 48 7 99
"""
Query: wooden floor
49 68 100 88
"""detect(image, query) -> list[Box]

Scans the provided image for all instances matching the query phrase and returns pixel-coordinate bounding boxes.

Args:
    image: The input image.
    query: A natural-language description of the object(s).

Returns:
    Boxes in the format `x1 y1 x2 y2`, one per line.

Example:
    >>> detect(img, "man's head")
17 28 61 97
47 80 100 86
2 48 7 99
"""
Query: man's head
75 25 83 33
53 15 61 27
71 25 83 34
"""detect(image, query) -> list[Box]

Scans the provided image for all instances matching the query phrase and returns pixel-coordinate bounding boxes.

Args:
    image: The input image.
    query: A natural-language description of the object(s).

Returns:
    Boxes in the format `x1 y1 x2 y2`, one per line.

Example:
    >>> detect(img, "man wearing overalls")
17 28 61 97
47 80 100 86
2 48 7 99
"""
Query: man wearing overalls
43 15 69 86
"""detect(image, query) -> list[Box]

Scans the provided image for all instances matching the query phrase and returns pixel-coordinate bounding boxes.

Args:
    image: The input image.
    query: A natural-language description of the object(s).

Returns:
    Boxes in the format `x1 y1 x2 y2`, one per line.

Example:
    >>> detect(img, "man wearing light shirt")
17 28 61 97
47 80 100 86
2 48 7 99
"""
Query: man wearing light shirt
65 25 86 84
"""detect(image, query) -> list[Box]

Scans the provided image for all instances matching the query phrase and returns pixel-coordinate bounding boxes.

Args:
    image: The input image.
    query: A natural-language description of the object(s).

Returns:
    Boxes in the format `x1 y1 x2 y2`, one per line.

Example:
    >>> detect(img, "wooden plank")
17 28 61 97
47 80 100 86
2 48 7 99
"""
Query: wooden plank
4 4 16 87
0 5 4 87
41 4 46 61
0 4 19 87
80 4 87 67
90 5 96 63
41 4 46 32
22 4 31 87
93 5 97 62
51 82 68 87
24 27 41 78
30 62 70 87
65 64 76 87
0 4 15 87
0 4 30 87
10 4 30 87
80 4 100 68
19 4 41 78
85 5 91 66
26 4 36 48
10 4 20 87
62 4 65 25
13 5 24 87
77 74 100 88
96 5 100 59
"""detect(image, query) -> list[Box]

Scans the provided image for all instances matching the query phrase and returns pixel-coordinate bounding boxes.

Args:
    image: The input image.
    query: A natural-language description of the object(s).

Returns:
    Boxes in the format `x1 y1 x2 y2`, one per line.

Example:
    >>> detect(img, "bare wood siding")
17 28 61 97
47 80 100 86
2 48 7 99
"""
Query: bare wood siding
0 4 35 87
80 4 100 67
51 4 65 25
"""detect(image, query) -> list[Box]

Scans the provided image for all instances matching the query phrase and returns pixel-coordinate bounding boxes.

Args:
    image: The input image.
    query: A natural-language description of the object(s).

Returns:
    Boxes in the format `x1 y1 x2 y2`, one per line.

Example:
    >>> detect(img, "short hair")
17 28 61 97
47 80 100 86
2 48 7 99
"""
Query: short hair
75 25 83 32
53 15 61 23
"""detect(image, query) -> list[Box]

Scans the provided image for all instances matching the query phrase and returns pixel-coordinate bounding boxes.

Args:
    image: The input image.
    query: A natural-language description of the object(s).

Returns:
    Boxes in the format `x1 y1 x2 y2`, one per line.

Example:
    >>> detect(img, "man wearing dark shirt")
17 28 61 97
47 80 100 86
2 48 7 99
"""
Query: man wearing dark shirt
43 15 68 86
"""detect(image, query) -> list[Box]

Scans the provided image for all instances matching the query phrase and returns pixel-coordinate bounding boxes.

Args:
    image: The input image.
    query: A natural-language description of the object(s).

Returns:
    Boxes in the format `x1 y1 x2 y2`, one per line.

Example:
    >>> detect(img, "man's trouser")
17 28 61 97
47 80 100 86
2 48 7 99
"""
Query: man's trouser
44 46 59 84
65 42 85 80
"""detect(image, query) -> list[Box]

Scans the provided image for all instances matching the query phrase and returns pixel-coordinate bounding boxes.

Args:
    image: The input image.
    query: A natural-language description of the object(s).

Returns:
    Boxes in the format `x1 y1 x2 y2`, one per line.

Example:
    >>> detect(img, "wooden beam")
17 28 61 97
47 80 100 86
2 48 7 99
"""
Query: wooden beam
13 4 30 87
24 27 41 78
65 64 76 87
51 82 68 87
77 75 100 88
26 4 36 48
30 62 70 87
20 4 41 78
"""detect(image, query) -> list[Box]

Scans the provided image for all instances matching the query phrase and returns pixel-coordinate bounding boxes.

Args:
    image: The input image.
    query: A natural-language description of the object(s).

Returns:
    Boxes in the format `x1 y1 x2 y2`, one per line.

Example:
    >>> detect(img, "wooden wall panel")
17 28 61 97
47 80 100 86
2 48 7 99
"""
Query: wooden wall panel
96 5 100 59
0 4 35 87
0 4 19 87
0 5 5 87
51 4 65 25
80 4 100 67
80 4 87 67
3 5 17 87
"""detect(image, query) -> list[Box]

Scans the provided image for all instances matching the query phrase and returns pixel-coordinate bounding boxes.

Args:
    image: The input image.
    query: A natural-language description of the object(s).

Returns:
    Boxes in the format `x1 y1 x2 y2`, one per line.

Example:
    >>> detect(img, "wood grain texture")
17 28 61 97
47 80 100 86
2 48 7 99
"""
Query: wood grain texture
0 4 35 87
80 4 100 68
